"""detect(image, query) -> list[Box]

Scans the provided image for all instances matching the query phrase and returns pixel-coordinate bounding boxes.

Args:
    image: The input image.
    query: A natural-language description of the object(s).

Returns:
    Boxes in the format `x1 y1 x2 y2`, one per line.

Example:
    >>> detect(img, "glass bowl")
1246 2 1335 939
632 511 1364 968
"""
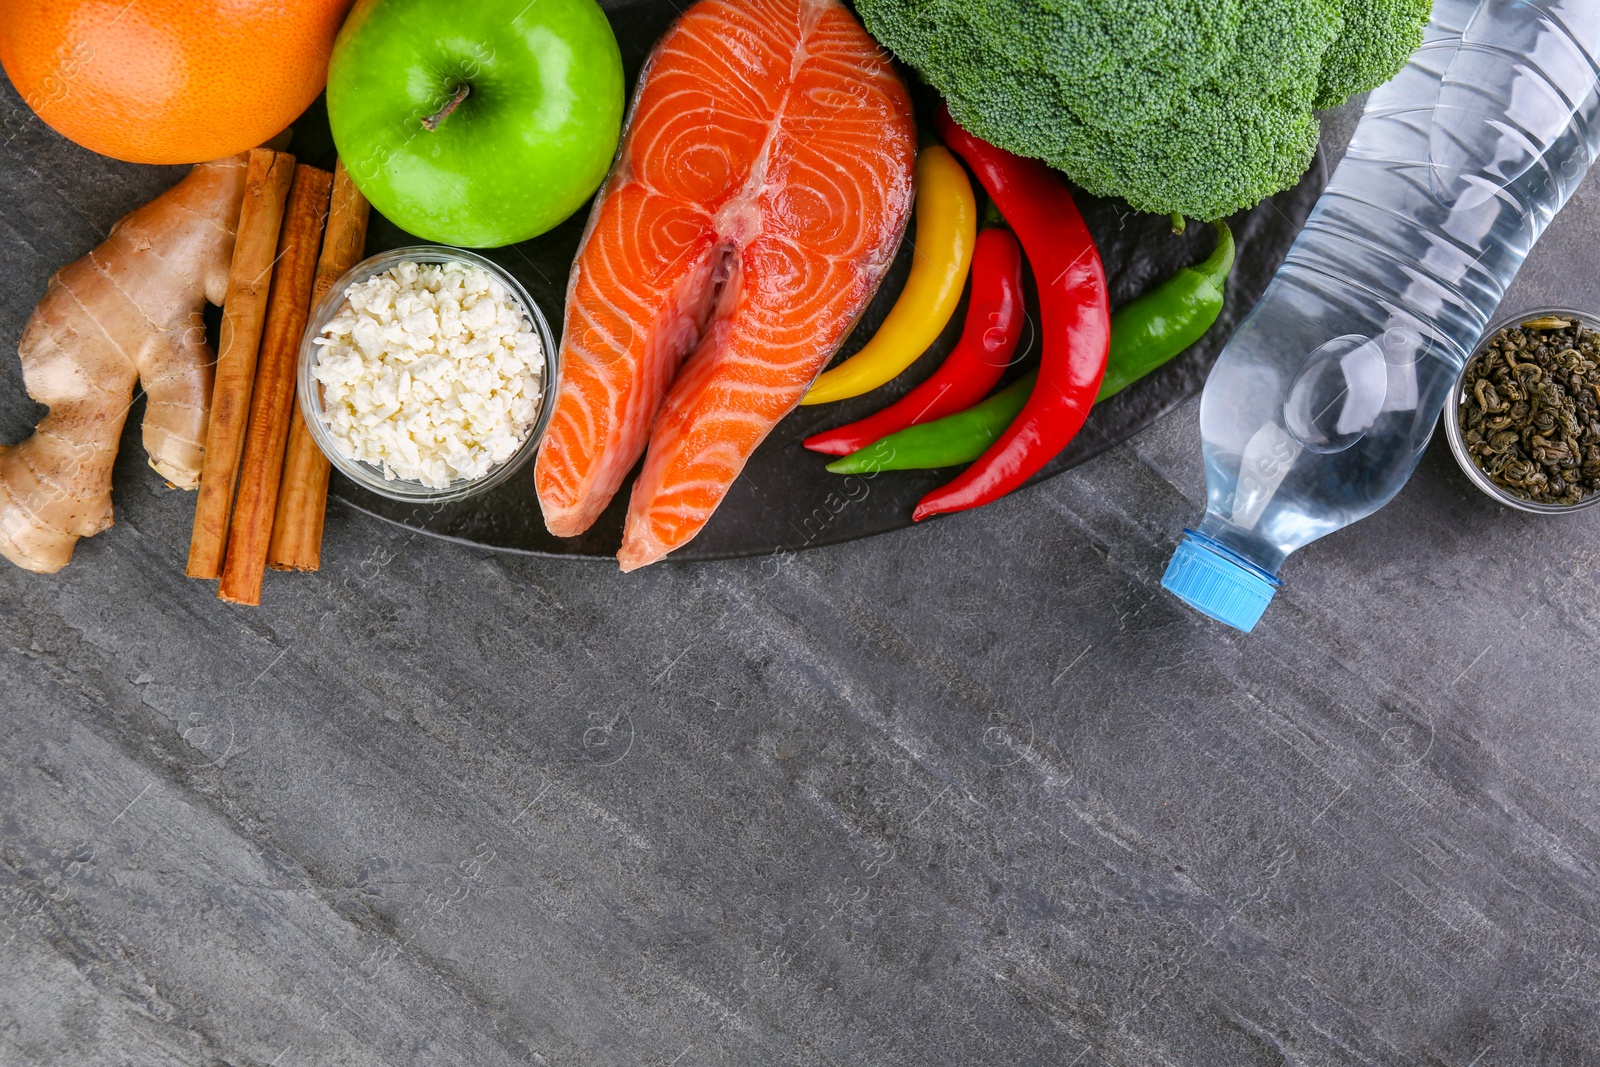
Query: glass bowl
297 245 558 504
1442 304 1600 515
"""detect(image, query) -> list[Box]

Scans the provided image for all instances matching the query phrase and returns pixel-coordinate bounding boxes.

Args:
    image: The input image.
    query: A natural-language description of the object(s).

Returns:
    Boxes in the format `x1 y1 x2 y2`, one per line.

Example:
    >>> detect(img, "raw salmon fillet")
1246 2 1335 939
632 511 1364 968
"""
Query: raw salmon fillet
532 0 916 567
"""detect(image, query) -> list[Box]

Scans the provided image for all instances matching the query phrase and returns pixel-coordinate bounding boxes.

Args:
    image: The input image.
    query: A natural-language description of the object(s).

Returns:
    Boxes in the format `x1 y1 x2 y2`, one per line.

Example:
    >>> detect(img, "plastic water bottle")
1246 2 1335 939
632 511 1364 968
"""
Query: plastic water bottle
1162 0 1600 631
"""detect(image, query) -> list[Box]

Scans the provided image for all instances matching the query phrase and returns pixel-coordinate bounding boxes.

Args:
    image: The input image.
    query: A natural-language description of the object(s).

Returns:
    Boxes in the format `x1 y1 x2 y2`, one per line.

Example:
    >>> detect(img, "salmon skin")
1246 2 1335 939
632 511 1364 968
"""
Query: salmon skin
533 0 916 569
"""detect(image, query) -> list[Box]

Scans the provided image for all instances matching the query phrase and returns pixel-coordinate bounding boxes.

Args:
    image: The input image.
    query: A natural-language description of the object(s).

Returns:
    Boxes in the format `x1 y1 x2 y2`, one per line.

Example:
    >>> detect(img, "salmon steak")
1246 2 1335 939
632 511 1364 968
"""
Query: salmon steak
532 0 916 569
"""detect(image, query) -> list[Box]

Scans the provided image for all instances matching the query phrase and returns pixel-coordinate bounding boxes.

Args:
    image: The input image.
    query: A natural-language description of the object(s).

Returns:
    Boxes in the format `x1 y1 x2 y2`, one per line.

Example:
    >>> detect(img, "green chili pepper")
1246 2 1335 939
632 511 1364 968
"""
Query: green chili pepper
1097 219 1234 401
825 372 1036 474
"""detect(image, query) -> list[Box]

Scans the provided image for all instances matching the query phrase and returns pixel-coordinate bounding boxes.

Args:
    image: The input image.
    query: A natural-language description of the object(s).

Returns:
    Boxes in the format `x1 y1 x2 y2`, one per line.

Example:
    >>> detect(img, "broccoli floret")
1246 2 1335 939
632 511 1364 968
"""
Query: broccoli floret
1315 0 1433 109
856 0 1432 220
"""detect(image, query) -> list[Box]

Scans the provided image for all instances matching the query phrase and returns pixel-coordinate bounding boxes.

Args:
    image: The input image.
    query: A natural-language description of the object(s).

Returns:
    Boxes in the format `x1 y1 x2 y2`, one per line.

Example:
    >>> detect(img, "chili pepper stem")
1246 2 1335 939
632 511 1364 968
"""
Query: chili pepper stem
1198 217 1235 278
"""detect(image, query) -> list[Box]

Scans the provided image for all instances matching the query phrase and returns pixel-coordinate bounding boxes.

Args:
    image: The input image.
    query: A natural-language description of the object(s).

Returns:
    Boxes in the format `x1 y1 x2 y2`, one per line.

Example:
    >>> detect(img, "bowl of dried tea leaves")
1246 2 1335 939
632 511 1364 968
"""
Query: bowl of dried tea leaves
1446 308 1600 513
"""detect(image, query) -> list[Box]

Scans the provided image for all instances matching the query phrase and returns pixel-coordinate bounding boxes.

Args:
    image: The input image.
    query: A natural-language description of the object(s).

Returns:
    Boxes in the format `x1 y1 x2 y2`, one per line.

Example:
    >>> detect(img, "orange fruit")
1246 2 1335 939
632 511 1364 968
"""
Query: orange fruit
0 0 355 165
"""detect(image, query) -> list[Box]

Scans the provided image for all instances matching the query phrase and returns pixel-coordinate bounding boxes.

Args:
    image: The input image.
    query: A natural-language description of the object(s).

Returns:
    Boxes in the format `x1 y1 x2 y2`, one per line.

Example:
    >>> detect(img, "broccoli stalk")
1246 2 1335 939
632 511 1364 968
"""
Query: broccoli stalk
855 0 1432 221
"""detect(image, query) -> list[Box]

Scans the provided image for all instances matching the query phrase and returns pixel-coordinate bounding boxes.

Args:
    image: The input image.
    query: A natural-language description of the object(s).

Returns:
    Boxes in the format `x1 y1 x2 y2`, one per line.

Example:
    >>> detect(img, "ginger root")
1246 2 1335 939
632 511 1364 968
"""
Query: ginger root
0 155 249 573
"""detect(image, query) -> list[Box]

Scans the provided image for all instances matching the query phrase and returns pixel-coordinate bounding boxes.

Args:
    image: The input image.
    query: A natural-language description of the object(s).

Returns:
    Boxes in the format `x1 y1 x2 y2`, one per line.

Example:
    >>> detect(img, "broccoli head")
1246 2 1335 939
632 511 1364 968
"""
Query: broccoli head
855 0 1432 220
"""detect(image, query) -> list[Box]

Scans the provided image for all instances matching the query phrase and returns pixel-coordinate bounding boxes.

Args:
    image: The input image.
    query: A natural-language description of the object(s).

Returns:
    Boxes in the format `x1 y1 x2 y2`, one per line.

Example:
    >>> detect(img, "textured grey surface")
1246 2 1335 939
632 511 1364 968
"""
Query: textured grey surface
5 74 1600 1067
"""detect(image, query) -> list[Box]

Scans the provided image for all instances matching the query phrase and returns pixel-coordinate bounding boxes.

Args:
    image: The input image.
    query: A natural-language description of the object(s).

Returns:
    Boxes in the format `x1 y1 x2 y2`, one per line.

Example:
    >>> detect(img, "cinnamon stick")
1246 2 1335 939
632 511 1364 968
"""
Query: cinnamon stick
217 164 333 605
186 148 295 579
268 160 370 572
266 407 332 573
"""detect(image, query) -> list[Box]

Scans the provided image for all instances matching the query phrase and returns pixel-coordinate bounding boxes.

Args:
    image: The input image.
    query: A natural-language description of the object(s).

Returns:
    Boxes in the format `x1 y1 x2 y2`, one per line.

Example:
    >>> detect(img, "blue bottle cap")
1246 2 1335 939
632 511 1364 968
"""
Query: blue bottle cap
1162 531 1280 633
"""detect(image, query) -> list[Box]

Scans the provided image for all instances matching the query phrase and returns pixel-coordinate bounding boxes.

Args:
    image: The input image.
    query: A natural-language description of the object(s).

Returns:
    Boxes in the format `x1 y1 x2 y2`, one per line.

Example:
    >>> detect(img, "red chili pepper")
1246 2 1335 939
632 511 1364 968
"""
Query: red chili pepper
804 227 1025 457
914 106 1110 521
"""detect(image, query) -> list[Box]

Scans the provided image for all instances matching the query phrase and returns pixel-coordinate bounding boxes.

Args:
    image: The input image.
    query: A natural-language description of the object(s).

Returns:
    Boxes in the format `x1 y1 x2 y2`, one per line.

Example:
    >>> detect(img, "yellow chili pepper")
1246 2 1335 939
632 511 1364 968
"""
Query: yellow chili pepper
802 145 977 405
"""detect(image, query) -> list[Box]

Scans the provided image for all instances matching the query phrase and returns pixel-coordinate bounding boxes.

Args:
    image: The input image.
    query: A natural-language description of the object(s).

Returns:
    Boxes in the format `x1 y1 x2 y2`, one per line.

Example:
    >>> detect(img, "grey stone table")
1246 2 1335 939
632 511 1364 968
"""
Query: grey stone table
5 78 1600 1065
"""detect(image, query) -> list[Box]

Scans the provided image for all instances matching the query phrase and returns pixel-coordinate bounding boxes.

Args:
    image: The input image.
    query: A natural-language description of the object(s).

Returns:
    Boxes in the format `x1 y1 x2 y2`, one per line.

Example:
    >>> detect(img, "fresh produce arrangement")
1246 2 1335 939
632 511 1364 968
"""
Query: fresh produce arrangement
0 0 1419 586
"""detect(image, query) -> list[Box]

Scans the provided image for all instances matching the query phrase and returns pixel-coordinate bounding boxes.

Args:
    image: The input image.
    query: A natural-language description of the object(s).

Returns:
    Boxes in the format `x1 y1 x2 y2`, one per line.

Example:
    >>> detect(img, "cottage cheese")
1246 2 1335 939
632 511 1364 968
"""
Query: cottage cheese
311 260 543 488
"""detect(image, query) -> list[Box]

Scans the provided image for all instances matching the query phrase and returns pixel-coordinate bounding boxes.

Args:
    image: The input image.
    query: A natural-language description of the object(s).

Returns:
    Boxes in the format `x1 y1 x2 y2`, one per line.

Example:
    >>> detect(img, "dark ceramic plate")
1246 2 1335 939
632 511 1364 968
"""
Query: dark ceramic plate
291 0 1328 562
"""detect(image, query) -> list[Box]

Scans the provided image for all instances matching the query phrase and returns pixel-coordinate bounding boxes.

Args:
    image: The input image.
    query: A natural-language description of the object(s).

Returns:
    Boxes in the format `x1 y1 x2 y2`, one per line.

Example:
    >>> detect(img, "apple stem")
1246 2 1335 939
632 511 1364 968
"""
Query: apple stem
422 83 472 132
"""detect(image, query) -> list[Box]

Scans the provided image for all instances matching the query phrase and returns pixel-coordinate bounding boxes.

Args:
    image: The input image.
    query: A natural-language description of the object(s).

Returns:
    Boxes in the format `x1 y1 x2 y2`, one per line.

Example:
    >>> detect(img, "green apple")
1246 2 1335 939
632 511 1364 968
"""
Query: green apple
328 0 624 248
